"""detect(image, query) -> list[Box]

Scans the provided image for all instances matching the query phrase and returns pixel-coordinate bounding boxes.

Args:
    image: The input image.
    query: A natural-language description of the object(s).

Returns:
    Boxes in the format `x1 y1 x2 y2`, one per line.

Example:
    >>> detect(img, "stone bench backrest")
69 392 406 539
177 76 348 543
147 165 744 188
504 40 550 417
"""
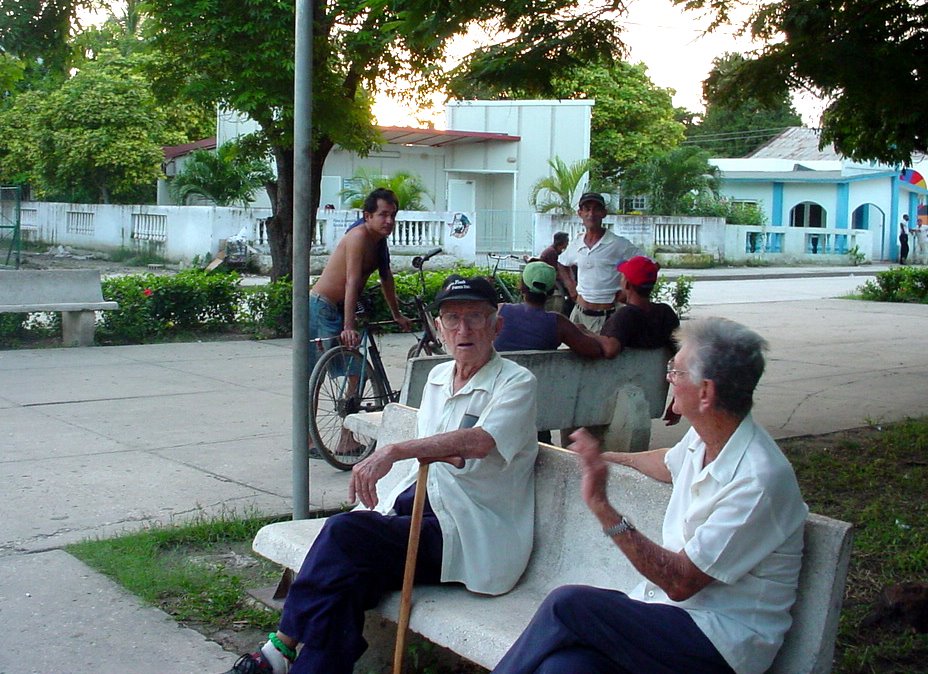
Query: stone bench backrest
400 348 671 429
0 269 109 306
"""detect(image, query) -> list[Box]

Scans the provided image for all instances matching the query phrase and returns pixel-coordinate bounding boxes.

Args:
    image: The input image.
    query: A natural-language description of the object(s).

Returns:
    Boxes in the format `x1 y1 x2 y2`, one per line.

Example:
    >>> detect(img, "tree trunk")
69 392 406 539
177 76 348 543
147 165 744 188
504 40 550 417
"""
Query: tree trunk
265 139 334 282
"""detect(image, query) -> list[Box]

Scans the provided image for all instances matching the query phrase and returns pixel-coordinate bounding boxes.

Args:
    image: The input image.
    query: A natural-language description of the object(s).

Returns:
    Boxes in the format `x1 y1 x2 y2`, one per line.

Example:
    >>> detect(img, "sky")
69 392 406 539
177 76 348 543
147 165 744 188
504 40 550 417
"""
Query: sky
373 0 827 129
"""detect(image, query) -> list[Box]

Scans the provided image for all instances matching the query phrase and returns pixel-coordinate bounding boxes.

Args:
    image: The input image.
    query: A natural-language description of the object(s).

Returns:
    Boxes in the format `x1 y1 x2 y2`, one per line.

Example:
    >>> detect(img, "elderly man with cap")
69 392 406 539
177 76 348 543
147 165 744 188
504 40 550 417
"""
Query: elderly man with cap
557 192 644 332
225 274 538 674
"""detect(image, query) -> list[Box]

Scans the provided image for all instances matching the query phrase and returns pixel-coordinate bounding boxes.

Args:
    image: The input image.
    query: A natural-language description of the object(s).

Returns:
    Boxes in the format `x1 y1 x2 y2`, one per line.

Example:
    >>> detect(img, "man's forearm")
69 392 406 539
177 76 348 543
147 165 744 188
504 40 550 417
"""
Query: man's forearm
384 427 496 462
380 276 403 317
602 448 671 482
593 501 708 602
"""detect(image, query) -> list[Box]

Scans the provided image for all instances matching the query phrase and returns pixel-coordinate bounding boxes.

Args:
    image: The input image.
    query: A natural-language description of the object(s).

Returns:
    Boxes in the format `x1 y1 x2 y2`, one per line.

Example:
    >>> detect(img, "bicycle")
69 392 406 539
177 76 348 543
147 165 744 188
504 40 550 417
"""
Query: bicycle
486 252 522 304
308 248 444 470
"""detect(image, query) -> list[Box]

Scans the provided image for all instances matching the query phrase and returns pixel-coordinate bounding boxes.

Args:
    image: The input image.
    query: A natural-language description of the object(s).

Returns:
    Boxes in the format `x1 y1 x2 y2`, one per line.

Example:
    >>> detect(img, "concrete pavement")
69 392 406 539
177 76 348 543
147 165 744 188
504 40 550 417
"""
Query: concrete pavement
2 264 927 673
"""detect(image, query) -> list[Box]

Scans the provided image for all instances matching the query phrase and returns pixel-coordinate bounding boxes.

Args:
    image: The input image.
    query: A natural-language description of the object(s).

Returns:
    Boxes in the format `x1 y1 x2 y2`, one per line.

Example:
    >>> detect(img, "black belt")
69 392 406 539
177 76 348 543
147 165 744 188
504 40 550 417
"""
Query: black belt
580 307 615 317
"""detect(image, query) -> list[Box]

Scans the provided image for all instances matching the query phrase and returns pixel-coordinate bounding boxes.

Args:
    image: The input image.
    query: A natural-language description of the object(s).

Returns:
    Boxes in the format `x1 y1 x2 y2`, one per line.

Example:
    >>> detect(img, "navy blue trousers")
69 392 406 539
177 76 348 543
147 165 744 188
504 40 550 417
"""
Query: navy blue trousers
492 585 734 674
278 485 443 674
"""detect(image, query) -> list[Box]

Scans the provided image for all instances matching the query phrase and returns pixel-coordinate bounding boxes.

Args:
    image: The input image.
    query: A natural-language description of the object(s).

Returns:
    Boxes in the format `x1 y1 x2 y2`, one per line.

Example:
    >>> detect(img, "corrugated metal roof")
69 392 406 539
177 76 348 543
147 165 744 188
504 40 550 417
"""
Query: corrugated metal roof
162 137 217 160
722 169 896 182
378 126 520 147
746 127 843 160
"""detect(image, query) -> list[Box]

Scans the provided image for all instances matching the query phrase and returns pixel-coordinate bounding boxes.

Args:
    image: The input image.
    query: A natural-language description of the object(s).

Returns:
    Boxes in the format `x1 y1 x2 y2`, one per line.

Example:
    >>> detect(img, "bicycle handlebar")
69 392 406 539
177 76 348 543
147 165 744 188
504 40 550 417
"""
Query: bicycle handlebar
412 247 443 269
487 252 521 261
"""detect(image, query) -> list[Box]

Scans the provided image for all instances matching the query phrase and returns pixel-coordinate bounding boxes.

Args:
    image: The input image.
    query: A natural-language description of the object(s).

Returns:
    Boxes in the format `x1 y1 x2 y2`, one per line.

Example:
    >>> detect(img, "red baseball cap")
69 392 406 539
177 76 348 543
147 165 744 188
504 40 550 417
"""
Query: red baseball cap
617 256 659 286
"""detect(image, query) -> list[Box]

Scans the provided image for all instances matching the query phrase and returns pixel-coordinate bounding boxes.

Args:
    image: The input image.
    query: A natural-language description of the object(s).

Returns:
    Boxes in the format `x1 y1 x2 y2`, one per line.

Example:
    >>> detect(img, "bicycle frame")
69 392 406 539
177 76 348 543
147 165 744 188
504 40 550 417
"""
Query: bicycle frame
487 252 521 304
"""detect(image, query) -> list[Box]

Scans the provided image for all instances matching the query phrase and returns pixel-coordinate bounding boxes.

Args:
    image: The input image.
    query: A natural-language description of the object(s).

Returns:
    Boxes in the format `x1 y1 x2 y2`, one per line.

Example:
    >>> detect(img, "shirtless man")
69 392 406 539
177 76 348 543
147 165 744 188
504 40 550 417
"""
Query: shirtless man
310 188 412 365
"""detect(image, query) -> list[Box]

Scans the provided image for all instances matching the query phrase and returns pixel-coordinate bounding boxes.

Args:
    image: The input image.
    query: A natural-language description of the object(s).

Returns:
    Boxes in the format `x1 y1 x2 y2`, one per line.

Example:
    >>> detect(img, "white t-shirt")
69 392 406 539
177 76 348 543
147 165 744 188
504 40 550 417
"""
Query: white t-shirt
375 353 538 596
629 415 809 674
558 229 643 303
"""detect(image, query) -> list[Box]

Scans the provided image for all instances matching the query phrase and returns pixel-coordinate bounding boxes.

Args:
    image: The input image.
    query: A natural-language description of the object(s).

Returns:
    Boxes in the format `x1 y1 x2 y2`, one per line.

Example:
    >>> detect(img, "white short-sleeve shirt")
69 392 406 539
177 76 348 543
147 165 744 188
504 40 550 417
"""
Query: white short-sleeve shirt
375 353 538 596
558 229 643 303
629 415 809 674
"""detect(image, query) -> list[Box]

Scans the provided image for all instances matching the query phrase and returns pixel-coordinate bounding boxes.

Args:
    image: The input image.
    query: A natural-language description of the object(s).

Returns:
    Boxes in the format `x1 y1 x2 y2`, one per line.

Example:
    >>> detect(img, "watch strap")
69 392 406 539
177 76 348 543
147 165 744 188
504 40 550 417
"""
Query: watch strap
603 516 635 537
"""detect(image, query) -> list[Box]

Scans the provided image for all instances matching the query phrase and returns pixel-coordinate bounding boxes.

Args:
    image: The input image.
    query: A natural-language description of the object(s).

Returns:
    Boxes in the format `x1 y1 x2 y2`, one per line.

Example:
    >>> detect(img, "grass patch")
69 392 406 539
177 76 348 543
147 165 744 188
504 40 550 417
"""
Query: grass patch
67 511 288 635
65 421 928 673
781 417 928 673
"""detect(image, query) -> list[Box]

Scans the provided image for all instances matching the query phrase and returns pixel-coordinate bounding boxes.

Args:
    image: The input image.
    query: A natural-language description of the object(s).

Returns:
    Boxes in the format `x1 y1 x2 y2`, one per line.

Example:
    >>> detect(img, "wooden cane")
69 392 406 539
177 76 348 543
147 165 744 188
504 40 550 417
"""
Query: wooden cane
392 462 430 674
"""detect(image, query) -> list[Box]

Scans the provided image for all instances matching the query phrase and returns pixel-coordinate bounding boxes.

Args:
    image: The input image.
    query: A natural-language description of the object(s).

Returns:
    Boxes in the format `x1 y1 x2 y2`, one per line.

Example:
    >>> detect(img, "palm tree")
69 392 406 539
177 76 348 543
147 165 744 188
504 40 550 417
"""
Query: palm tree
170 142 274 207
622 146 720 215
338 168 433 210
529 157 598 214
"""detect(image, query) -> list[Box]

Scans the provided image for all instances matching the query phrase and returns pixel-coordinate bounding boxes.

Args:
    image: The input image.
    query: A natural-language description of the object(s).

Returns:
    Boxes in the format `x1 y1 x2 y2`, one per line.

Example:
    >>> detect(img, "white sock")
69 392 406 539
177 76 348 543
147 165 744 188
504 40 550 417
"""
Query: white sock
260 640 291 674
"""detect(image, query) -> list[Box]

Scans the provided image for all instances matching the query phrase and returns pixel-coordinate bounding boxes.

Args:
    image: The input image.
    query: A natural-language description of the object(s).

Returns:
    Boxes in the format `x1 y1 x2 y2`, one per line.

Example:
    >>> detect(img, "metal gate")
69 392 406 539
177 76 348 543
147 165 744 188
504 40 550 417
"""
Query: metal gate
1 186 22 269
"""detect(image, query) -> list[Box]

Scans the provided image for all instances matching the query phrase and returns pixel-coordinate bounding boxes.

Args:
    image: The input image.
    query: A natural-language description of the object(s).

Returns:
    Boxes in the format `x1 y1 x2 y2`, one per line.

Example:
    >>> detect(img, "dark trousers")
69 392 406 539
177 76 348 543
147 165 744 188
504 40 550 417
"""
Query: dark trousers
278 485 443 674
492 585 734 674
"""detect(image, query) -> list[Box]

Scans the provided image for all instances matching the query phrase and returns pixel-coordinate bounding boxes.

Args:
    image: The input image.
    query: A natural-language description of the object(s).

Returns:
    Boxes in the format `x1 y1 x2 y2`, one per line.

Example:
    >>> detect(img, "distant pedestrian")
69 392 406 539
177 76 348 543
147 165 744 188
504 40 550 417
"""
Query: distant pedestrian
900 214 911 265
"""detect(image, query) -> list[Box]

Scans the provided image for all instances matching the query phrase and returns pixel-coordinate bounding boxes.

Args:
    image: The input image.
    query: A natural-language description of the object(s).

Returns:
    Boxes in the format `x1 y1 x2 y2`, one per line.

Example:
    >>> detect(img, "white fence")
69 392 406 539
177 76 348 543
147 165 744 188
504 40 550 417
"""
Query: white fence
6 200 874 267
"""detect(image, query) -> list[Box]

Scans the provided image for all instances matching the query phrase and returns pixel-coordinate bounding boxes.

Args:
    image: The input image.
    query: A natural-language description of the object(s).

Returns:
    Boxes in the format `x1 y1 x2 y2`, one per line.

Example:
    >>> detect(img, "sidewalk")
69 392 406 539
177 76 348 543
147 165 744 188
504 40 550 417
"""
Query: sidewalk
2 270 927 673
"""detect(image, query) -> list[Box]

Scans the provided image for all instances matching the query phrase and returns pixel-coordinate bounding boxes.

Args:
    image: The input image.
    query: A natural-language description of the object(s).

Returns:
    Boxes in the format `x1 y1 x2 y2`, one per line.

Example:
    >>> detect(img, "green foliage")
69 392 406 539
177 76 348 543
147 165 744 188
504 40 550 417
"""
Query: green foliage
529 157 597 214
622 146 720 215
338 168 433 211
684 194 766 225
244 278 293 338
652 275 693 317
859 267 928 304
170 140 274 207
99 270 243 343
846 244 865 267
0 312 28 344
676 0 928 164
684 52 802 158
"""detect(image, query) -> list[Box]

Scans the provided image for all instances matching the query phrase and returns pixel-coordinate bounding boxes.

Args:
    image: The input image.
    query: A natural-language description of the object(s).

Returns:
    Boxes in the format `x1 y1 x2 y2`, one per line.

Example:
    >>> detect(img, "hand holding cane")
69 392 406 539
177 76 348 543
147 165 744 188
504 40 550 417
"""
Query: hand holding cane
393 462 430 674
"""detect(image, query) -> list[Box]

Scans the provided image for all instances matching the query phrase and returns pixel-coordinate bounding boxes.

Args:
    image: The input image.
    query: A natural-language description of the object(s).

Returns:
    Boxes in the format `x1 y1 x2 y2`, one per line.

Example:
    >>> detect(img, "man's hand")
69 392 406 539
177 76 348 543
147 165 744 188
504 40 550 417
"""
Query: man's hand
569 428 611 515
349 446 397 508
392 313 414 333
340 328 361 348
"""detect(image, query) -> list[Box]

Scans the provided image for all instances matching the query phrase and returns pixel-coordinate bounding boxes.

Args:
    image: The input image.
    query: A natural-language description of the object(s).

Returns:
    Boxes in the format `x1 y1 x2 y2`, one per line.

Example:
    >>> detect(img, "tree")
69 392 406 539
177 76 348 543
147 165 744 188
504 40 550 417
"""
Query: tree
144 0 625 280
676 0 928 164
684 53 802 158
529 157 597 214
338 168 432 211
453 58 684 182
1 51 183 203
622 146 719 215
170 141 275 207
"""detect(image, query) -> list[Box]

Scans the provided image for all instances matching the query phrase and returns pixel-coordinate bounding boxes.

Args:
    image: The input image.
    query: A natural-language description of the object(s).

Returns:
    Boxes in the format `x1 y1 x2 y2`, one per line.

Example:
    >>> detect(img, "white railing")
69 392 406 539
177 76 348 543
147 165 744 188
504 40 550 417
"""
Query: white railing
391 214 444 248
66 210 94 236
131 213 168 242
655 222 700 248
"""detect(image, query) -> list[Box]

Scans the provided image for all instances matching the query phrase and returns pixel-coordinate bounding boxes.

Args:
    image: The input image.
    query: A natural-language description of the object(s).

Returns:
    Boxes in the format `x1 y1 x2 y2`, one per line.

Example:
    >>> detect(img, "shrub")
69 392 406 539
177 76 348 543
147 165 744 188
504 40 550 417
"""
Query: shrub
653 275 694 317
244 278 293 337
0 312 28 345
99 270 244 343
859 267 928 303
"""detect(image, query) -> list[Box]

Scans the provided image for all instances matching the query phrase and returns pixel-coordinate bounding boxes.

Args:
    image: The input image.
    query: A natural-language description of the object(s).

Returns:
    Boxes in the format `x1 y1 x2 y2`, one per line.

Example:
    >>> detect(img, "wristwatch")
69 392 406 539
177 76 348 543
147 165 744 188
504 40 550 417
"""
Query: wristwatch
603 516 635 537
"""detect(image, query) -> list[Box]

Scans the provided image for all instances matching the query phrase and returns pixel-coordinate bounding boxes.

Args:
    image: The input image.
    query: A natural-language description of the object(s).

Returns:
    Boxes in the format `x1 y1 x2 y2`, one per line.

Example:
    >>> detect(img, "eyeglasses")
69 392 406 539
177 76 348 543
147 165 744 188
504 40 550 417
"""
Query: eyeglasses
666 359 688 382
439 312 491 330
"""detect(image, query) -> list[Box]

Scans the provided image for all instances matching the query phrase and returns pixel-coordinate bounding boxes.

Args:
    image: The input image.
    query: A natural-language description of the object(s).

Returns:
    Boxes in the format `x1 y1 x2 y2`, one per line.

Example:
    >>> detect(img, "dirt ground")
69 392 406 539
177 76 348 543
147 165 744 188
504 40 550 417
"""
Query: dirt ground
18 246 180 276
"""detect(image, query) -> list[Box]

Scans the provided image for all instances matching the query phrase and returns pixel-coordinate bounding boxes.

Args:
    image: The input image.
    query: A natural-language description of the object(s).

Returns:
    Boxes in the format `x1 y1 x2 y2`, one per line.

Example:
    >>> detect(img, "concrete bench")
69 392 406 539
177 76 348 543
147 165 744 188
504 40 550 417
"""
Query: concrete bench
254 403 853 674
366 347 672 452
0 269 118 346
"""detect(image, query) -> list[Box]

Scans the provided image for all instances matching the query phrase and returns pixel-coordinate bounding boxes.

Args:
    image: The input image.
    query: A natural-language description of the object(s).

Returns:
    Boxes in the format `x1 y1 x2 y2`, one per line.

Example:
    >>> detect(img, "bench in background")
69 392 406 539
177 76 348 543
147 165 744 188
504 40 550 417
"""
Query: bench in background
0 269 118 346
359 347 673 453
254 403 853 674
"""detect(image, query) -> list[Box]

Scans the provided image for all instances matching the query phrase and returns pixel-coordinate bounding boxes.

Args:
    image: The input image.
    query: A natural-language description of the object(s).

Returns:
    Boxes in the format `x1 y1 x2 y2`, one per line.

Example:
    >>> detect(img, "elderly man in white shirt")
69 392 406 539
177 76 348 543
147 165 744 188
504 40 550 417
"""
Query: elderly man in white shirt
493 317 808 674
557 192 643 332
225 274 538 674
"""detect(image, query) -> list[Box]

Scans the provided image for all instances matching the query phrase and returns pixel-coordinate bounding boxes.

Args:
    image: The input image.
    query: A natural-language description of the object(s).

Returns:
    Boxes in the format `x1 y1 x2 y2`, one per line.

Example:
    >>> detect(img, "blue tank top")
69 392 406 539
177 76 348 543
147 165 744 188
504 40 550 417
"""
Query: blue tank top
494 303 560 352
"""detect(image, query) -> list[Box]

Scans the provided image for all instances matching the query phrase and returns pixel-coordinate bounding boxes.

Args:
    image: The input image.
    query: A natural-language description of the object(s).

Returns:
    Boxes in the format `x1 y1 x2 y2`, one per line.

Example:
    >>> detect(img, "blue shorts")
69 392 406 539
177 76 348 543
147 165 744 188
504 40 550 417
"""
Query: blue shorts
309 292 343 373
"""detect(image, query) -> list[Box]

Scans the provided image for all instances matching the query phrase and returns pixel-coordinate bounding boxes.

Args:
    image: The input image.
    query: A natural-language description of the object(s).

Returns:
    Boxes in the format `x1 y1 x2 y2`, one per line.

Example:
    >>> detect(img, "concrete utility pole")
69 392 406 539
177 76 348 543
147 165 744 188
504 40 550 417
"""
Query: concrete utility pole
291 0 313 519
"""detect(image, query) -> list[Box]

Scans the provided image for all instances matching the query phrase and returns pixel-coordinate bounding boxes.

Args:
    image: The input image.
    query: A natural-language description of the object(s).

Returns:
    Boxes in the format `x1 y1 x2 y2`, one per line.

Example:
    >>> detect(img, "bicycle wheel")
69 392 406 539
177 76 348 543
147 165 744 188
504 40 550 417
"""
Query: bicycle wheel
407 339 445 359
309 346 388 470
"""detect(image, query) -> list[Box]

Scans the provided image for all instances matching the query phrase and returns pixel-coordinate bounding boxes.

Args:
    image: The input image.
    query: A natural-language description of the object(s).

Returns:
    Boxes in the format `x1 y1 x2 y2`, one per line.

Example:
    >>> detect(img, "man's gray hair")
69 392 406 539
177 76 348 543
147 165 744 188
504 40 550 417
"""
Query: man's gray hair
676 317 768 418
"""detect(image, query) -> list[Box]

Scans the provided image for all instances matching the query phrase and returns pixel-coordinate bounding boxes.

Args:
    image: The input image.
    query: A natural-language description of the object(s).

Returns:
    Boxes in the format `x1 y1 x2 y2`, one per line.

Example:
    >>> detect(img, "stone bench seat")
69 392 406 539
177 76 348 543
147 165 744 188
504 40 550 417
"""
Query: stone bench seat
0 270 117 346
254 404 854 673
